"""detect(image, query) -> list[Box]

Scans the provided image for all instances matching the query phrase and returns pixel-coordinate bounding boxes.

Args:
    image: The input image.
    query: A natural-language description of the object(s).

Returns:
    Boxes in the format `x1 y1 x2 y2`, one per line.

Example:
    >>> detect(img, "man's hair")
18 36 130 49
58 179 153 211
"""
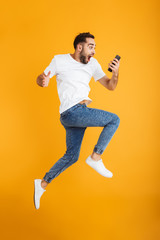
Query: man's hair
73 32 95 50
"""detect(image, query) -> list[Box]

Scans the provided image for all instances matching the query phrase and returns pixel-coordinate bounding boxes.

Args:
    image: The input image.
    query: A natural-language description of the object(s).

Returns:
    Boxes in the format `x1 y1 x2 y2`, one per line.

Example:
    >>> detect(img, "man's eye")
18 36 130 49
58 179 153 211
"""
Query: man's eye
89 46 96 50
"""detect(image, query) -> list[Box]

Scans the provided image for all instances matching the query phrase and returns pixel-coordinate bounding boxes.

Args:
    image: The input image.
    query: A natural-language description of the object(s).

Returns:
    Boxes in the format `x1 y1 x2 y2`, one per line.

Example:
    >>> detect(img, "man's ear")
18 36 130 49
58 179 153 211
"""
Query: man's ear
77 43 83 52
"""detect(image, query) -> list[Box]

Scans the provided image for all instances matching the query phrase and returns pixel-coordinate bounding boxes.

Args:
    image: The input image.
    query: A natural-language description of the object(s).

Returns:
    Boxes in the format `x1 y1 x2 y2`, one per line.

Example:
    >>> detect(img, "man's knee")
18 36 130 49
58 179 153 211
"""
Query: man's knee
113 114 120 127
73 152 80 163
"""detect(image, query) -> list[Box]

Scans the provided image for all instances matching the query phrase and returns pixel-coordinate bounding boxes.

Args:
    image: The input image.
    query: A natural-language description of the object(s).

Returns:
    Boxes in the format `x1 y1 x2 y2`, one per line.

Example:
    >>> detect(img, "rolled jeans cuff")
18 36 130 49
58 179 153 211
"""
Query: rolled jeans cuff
93 146 103 155
43 175 52 183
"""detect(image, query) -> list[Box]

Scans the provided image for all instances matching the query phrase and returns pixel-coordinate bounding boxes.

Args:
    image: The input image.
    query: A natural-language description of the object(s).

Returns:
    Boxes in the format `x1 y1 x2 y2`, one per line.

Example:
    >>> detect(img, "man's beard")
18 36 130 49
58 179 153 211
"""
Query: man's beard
79 49 88 64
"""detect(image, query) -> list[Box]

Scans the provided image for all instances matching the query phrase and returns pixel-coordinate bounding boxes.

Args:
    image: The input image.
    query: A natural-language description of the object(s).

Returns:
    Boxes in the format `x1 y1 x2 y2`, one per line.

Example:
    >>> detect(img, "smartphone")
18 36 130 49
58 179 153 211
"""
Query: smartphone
108 55 121 72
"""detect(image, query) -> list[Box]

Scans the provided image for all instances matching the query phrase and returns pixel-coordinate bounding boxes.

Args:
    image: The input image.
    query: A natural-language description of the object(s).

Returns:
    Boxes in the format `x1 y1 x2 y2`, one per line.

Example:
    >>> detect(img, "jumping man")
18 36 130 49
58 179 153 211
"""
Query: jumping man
34 32 120 209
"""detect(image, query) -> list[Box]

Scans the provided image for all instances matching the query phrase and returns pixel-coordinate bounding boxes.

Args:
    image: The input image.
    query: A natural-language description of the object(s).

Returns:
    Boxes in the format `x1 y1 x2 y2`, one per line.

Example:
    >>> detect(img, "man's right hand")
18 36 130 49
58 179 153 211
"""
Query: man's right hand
36 71 51 87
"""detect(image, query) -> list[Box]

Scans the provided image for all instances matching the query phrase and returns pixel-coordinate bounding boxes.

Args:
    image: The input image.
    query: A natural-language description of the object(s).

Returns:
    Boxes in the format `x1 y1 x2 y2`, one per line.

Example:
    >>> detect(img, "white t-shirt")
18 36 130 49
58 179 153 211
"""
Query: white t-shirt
43 53 106 114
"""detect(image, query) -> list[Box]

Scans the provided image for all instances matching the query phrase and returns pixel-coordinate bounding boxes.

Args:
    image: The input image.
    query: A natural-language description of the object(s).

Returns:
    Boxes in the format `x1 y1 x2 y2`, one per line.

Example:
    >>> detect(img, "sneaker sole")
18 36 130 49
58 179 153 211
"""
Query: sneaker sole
86 159 113 178
33 180 39 209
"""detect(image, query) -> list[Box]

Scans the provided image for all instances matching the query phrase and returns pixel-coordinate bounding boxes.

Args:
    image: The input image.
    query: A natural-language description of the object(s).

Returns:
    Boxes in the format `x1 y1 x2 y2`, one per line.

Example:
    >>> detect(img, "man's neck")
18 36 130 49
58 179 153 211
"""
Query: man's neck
70 53 81 63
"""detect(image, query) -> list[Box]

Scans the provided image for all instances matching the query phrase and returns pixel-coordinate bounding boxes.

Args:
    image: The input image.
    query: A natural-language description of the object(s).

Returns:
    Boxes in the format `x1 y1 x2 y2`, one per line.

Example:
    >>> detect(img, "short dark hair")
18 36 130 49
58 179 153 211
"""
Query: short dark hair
73 32 95 50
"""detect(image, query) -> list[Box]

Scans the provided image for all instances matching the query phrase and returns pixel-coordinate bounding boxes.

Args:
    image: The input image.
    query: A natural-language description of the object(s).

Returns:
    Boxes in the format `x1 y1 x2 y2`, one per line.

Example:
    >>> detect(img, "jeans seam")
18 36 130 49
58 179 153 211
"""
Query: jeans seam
43 153 76 182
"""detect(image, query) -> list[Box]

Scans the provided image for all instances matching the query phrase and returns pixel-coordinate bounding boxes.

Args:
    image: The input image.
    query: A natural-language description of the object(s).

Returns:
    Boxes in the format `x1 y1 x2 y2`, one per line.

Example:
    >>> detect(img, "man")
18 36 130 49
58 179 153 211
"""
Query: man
34 32 120 209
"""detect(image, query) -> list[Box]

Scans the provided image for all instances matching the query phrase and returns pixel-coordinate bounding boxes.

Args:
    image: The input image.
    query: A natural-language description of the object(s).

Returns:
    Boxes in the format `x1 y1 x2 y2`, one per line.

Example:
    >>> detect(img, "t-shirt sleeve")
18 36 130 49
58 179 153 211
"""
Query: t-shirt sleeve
93 59 106 81
43 57 56 78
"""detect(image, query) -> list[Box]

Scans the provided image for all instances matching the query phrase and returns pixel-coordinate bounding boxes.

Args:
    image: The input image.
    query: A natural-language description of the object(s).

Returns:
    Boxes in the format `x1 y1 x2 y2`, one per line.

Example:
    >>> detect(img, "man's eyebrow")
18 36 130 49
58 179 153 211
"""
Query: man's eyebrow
88 43 96 47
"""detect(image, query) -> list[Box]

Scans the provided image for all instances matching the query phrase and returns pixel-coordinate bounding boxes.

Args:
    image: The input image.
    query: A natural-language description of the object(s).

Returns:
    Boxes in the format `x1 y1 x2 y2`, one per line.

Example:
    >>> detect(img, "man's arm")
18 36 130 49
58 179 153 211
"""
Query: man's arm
97 72 119 90
97 58 120 90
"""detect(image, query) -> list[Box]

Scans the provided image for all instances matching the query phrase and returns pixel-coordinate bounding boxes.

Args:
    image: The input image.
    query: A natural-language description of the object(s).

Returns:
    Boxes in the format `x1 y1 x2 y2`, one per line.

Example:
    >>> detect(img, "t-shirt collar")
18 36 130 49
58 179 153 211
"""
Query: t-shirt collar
68 53 90 65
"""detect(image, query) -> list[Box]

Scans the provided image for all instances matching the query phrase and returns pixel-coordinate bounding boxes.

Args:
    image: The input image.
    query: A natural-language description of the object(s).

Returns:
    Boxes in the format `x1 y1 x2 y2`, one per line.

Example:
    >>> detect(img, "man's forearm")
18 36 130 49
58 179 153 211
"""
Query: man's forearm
108 72 119 90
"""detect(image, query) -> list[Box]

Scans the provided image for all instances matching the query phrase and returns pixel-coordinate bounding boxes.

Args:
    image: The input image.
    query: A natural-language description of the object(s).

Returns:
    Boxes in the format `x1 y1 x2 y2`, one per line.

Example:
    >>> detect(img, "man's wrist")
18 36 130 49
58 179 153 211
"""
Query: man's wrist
112 71 119 78
110 72 119 89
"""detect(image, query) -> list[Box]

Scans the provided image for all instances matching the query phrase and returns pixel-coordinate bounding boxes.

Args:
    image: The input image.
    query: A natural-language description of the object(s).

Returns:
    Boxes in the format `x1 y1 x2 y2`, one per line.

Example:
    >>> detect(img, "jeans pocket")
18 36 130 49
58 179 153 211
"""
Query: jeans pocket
60 103 84 120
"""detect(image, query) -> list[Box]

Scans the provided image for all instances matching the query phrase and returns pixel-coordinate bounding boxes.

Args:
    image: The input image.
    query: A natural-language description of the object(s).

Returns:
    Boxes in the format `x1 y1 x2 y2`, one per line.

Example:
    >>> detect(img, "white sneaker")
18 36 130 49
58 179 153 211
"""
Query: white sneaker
34 179 46 209
86 155 113 178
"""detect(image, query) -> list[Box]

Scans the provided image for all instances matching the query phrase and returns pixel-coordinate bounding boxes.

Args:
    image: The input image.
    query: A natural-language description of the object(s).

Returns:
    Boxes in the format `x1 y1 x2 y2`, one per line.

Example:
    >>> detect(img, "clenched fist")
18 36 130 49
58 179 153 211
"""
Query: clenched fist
36 71 51 87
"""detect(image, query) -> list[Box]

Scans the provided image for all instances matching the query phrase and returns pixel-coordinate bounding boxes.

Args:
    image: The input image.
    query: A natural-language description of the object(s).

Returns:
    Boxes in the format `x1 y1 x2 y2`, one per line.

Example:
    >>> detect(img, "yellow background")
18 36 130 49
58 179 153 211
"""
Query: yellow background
0 0 159 239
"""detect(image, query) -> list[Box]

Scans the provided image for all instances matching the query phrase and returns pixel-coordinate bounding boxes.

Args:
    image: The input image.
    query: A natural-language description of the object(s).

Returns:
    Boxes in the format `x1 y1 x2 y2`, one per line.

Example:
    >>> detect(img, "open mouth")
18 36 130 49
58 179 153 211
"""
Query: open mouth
88 55 92 61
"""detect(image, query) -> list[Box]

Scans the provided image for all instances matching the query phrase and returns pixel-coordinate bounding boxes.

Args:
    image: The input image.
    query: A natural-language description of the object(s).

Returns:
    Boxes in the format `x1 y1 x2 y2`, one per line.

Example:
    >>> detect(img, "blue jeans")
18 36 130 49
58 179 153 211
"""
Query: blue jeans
43 103 120 183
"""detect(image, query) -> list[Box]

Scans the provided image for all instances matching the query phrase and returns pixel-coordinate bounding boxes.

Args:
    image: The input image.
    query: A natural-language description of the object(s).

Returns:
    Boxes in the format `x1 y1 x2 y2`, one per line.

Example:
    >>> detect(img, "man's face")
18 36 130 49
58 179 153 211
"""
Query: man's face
79 38 96 64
